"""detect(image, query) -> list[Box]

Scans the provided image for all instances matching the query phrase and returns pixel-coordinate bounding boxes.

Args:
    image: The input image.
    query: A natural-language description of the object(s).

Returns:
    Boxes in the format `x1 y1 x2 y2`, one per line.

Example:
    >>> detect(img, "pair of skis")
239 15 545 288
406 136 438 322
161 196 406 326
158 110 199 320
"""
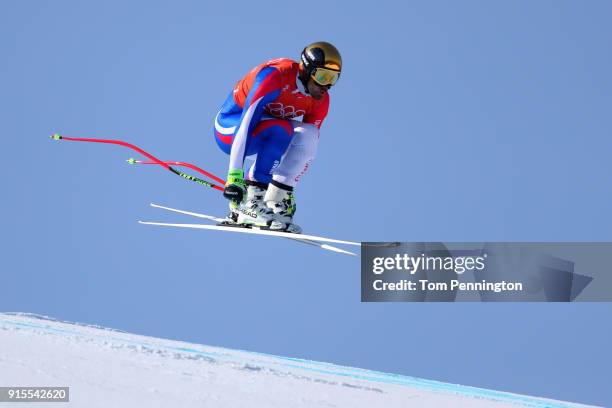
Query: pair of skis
141 204 360 256
51 134 360 256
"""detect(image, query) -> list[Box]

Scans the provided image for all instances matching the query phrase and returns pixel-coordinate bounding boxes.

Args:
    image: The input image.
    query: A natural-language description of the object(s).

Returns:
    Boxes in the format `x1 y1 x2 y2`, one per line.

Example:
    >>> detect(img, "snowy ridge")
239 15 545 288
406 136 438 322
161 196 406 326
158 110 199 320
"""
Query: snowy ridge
0 313 597 408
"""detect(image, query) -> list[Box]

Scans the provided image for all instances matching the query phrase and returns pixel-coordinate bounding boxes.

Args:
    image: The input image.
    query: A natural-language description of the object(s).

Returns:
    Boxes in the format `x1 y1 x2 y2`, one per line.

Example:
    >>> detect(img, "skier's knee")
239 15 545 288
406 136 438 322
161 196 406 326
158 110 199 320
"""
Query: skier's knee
292 123 319 157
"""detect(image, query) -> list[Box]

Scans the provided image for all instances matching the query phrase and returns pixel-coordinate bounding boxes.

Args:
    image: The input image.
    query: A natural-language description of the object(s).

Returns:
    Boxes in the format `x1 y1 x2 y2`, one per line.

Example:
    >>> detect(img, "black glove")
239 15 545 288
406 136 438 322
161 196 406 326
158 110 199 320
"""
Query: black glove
223 168 246 203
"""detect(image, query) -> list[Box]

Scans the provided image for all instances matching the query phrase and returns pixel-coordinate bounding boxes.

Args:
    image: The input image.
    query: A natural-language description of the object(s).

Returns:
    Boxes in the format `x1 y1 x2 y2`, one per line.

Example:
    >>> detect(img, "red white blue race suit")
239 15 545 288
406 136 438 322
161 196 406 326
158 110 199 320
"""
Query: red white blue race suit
214 58 328 186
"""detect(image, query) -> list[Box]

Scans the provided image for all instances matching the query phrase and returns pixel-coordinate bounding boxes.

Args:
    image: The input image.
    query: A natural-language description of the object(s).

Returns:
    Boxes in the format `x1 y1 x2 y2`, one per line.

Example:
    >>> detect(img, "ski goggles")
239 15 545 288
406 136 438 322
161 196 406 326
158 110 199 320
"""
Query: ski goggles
311 67 340 86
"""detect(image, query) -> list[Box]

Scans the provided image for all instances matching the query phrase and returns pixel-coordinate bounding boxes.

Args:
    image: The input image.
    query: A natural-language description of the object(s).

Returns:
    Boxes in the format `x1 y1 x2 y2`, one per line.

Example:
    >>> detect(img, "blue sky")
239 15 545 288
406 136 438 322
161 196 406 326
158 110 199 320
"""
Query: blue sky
2 1 611 405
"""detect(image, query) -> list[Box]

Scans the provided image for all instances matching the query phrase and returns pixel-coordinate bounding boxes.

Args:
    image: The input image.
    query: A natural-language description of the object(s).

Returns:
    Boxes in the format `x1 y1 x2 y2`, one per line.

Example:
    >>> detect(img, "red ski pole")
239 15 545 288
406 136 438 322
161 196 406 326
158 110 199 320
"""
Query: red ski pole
51 134 225 191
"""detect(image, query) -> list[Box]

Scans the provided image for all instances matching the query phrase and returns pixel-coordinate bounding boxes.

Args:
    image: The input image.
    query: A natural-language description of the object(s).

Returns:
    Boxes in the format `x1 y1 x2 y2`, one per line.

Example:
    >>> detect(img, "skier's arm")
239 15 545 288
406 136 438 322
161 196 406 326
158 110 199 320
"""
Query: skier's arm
223 67 281 203
229 67 282 171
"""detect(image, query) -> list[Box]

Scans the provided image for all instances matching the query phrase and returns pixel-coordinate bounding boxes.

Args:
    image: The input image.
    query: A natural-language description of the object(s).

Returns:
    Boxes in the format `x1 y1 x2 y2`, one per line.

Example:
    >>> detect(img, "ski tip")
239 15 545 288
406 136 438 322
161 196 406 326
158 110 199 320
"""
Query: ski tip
51 133 62 141
320 244 358 256
127 158 137 164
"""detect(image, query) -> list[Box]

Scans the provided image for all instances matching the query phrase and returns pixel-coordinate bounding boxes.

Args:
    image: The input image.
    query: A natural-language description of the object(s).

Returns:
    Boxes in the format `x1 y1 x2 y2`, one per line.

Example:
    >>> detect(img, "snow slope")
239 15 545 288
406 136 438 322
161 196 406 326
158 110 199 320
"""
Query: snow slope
0 314 597 408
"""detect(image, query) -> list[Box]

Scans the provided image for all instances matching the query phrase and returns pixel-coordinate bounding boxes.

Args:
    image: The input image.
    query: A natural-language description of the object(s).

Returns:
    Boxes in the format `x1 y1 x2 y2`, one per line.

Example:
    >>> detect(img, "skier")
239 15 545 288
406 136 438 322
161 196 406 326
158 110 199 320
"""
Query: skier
213 41 342 233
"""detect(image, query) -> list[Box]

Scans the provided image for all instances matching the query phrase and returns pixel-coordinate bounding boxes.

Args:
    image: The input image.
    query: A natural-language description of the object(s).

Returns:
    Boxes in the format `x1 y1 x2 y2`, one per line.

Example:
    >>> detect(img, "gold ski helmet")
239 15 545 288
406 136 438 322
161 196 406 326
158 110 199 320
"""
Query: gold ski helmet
300 41 342 86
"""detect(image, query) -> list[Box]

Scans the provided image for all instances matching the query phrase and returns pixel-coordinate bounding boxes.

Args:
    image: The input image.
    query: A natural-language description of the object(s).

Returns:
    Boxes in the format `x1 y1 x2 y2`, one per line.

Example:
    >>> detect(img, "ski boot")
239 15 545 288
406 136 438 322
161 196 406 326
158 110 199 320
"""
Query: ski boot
264 181 302 234
219 200 239 226
235 180 277 228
